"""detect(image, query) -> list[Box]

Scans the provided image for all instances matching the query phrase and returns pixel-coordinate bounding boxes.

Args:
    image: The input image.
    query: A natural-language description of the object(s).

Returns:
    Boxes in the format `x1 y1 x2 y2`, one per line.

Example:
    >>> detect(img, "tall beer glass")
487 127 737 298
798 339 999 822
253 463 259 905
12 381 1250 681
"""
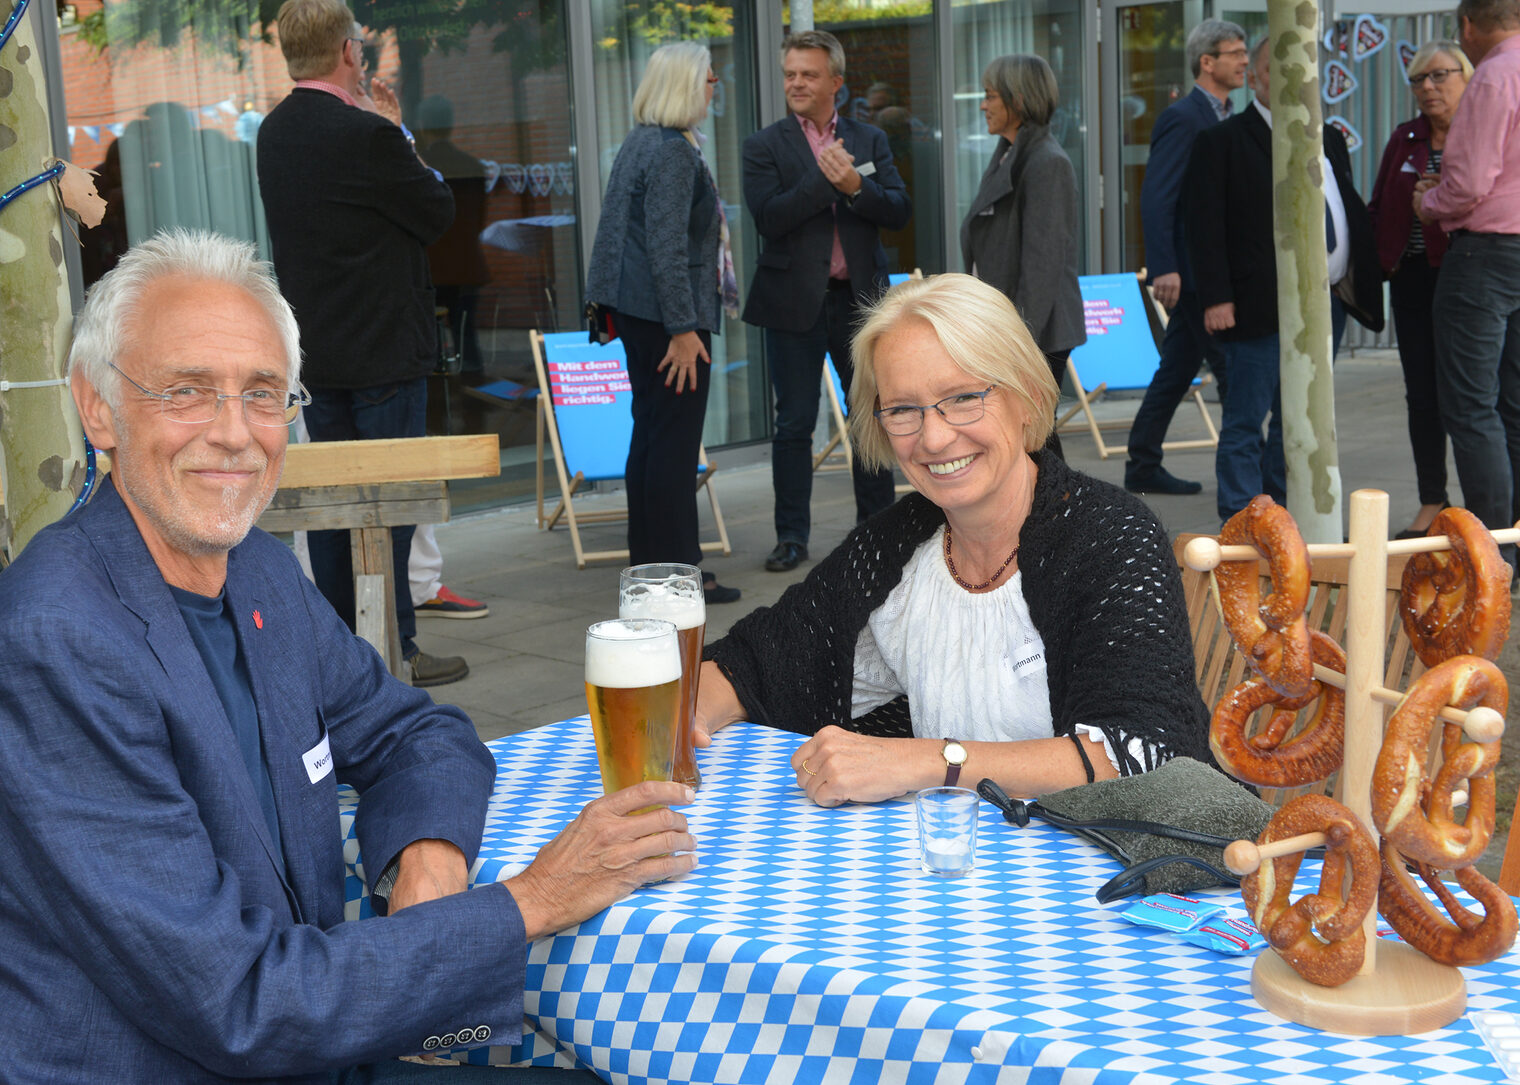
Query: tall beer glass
619 563 704 789
584 618 682 796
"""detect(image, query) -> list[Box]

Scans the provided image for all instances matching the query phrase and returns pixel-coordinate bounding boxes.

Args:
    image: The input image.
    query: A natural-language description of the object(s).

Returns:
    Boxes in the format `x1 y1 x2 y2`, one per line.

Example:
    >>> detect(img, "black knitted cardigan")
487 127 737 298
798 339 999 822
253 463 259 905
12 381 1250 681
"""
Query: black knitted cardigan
705 452 1211 774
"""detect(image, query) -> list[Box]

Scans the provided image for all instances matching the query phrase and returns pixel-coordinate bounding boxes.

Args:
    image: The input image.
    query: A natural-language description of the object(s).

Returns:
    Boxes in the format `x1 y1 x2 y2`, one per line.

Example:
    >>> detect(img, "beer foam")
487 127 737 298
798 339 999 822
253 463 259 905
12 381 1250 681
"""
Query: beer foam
585 621 681 687
620 587 703 631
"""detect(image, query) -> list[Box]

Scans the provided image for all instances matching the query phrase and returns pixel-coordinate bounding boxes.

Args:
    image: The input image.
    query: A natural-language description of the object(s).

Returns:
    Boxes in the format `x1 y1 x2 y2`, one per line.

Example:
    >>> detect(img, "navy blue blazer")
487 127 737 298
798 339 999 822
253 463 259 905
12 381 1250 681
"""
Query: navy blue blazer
1140 85 1225 290
0 480 525 1082
740 114 912 332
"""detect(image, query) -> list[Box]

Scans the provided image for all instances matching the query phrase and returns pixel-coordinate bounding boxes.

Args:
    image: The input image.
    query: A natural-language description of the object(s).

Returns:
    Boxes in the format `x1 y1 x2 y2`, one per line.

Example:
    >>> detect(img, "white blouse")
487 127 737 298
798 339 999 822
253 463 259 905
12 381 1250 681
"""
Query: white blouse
850 527 1136 772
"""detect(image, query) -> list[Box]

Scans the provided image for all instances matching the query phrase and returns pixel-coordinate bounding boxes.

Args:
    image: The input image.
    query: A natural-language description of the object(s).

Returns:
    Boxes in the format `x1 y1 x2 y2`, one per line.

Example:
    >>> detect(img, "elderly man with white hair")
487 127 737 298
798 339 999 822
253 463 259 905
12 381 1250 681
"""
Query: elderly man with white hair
0 229 693 1083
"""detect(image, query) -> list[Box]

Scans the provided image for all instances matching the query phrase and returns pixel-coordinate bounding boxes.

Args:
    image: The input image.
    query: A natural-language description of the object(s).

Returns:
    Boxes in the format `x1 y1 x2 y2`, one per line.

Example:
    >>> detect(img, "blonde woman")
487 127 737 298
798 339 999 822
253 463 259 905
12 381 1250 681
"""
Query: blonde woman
695 274 1209 805
586 41 739 603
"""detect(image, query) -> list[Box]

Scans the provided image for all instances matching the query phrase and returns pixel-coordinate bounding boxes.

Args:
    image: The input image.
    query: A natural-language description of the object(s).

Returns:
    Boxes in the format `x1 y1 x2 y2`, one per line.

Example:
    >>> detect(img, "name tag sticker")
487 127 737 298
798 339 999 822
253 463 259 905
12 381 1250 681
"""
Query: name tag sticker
857 161 877 177
1008 648 1045 675
303 731 333 785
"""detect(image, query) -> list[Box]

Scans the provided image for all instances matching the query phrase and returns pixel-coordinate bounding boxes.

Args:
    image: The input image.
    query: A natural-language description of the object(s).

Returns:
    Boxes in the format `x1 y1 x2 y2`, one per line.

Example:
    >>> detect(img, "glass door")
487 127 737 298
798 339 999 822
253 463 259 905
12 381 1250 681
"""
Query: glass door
1113 1 1189 275
1099 0 1264 273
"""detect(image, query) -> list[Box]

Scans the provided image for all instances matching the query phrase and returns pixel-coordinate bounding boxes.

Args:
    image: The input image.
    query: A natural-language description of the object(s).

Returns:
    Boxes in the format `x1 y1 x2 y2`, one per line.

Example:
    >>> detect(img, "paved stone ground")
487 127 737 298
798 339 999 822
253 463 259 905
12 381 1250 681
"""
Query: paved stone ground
414 348 1517 880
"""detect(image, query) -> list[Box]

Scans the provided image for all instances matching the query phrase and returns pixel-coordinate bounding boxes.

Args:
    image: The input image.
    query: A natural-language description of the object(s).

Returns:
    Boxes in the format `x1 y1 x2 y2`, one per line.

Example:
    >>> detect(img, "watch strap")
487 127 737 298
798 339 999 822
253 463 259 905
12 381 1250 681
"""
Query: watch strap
942 739 966 788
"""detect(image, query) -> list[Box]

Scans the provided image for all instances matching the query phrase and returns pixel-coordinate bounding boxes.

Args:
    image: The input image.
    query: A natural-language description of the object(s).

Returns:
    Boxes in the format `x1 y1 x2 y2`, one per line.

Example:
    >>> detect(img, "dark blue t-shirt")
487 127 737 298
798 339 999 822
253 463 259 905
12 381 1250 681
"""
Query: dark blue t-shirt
170 584 285 874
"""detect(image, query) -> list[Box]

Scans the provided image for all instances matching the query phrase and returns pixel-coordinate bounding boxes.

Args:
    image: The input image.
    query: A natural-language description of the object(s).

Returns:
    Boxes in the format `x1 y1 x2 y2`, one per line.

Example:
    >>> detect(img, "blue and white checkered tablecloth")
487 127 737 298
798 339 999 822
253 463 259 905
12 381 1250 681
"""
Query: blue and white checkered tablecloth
340 718 1520 1084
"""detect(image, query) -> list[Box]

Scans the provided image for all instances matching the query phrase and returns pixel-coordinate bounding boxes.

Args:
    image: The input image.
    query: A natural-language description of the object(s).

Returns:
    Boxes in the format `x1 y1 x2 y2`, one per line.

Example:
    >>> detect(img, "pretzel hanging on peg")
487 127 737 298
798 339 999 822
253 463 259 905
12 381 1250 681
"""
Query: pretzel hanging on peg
1378 840 1518 967
1371 656 1507 869
1400 507 1512 666
1237 794 1380 987
1212 496 1314 698
1210 631 1346 787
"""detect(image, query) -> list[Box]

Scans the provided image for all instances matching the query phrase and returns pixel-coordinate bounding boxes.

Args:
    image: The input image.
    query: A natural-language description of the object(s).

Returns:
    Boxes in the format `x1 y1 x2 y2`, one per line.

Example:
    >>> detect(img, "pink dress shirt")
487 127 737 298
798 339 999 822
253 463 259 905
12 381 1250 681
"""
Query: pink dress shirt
798 113 851 281
294 79 357 107
1421 34 1520 234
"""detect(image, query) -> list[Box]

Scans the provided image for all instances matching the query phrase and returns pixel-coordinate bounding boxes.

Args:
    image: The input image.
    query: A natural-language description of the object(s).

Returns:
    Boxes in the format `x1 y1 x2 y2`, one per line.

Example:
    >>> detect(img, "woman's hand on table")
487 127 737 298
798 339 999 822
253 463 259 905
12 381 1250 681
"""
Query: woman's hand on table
791 726 932 806
505 780 697 941
657 331 711 394
789 730 1121 807
692 661 745 748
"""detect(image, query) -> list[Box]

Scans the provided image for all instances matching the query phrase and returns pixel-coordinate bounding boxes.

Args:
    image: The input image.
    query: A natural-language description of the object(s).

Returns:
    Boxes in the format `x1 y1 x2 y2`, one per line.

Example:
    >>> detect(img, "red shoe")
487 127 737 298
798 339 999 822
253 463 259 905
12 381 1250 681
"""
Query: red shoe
416 585 489 619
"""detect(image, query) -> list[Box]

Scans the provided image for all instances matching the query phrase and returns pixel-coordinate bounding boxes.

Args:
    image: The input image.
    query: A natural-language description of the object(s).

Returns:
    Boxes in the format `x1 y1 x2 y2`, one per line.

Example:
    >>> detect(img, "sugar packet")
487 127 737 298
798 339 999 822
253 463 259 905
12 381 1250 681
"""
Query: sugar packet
1179 916 1267 955
1120 892 1225 933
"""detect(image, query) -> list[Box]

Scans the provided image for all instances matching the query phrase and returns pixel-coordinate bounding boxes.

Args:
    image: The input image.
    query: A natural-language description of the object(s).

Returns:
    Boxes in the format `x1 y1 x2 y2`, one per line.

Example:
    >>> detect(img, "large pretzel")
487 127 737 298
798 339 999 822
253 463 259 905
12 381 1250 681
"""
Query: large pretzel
1400 507 1512 667
1240 794 1380 987
1378 840 1518 967
1214 496 1313 698
1210 631 1346 788
1371 656 1506 869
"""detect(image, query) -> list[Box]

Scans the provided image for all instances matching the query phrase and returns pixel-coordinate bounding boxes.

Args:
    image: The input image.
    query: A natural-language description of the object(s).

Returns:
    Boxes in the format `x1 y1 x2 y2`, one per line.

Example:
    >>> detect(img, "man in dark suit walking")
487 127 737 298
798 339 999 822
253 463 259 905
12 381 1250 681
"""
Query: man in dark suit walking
257 0 466 685
742 29 913 572
1124 18 1246 496
1184 34 1384 523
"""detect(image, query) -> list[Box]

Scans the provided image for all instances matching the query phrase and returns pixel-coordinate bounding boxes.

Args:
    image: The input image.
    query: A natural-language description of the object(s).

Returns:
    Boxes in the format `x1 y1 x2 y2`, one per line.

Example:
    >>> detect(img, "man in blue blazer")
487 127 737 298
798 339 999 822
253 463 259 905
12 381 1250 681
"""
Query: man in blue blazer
0 231 693 1083
1124 19 1247 497
742 30 913 573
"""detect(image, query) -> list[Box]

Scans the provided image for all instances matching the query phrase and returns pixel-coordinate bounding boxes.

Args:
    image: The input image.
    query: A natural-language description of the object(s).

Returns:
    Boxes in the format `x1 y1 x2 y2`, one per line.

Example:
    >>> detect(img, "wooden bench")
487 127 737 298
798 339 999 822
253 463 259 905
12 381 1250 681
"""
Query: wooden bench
258 435 499 681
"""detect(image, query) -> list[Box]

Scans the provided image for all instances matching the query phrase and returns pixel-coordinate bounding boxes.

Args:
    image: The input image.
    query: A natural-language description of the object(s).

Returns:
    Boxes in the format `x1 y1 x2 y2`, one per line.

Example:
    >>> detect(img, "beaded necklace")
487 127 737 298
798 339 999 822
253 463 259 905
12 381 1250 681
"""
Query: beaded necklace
942 525 1019 592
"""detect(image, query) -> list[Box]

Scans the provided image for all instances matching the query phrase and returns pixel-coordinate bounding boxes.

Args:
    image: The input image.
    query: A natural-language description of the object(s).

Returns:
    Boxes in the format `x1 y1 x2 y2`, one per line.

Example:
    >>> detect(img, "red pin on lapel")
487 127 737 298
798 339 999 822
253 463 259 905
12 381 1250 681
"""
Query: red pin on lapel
253 610 263 630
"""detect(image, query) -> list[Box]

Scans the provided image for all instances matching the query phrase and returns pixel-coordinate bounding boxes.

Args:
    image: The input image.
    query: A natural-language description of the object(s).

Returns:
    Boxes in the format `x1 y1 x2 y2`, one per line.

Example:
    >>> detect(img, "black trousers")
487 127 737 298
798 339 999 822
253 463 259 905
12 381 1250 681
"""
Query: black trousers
619 312 712 568
1390 256 1450 508
1124 289 1227 477
766 283 896 544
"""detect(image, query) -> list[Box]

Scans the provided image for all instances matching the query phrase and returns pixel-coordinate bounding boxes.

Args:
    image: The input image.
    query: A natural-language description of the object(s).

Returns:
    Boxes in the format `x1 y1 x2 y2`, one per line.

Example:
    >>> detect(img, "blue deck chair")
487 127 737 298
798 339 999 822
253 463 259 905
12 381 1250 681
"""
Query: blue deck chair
815 270 920 474
1056 272 1219 459
530 330 731 569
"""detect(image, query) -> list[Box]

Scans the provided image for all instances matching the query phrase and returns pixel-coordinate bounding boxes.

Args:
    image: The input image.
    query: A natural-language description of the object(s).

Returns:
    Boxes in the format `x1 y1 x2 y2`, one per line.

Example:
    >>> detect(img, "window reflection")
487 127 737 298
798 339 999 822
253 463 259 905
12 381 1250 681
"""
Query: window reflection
63 0 580 503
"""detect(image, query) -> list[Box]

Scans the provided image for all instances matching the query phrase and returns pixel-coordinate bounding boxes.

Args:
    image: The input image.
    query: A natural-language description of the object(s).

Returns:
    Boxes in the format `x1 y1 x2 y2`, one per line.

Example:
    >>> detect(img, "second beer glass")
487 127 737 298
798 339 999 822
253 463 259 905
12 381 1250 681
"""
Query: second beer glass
618 563 705 789
583 618 682 796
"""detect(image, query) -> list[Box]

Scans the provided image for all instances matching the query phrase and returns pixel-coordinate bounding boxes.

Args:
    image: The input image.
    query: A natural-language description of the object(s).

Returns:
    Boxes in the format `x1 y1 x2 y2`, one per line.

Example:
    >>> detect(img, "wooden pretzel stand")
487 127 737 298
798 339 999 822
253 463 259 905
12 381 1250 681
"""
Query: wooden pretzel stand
1184 489 1517 1036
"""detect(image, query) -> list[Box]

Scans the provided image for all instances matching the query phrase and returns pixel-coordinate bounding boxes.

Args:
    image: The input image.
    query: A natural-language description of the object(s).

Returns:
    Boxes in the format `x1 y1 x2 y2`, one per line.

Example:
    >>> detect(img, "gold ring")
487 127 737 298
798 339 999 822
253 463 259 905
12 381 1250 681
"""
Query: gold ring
802 759 817 776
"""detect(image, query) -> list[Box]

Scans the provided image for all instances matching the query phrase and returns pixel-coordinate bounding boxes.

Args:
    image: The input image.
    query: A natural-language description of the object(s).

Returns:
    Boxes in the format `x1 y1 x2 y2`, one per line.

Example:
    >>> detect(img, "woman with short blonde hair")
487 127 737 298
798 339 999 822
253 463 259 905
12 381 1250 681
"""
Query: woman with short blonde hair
697 273 1209 805
848 274 1058 470
587 42 741 603
632 40 713 129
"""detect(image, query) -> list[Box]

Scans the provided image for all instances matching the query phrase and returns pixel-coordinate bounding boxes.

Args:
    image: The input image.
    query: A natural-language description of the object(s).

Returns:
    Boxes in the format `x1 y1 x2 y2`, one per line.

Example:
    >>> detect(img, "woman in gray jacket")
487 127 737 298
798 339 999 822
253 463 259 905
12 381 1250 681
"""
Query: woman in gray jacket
960 54 1085 446
586 41 738 602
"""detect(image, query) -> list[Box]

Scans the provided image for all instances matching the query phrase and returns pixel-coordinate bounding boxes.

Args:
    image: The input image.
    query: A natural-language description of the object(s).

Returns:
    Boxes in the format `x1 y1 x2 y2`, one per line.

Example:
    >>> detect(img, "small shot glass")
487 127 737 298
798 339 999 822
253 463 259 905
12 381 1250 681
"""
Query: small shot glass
915 786 979 877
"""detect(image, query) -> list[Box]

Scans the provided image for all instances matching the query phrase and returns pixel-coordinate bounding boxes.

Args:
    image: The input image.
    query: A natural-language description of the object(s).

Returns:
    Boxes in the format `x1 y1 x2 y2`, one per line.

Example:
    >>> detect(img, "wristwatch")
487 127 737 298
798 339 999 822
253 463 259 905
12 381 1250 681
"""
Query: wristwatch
941 739 968 787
